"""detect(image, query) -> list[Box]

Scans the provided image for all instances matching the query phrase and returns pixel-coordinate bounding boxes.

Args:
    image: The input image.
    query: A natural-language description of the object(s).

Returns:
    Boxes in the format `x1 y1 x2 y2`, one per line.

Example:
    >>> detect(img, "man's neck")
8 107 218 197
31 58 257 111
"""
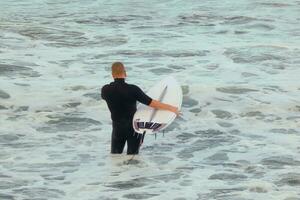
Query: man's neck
114 77 125 82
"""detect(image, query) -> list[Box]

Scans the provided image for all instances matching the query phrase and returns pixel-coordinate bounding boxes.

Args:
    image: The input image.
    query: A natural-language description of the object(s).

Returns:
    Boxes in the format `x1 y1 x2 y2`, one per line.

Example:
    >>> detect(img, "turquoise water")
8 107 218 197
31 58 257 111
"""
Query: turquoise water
0 0 300 199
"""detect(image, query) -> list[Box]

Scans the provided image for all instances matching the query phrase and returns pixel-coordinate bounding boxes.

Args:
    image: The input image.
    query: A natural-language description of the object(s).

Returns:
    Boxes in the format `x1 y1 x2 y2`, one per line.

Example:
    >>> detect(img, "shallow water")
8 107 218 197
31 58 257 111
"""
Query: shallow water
0 0 300 199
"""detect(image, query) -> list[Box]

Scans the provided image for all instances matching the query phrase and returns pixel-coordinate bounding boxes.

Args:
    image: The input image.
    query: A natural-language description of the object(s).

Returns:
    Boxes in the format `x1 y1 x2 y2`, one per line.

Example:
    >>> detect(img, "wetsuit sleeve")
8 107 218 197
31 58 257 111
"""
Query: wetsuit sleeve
133 85 152 105
101 85 107 100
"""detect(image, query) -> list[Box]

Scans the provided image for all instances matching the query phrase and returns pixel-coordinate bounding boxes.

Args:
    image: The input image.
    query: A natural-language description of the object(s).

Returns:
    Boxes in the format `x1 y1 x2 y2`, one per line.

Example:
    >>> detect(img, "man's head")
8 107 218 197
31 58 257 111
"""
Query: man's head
111 62 126 78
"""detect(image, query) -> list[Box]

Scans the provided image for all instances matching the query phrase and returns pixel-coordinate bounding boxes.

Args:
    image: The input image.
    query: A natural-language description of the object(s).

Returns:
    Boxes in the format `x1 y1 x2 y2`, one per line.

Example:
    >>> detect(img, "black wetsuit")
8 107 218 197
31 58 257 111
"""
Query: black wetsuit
101 78 152 154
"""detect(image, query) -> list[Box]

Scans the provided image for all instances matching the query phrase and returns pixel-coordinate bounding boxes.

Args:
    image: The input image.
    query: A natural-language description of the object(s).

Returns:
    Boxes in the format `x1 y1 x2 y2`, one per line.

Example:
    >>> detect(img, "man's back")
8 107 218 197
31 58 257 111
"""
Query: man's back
101 78 152 121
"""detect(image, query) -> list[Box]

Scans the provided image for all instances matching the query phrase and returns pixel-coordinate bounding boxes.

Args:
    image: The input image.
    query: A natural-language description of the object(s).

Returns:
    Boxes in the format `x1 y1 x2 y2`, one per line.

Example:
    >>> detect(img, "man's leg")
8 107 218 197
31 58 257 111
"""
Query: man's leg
111 136 126 154
111 121 126 154
127 132 142 155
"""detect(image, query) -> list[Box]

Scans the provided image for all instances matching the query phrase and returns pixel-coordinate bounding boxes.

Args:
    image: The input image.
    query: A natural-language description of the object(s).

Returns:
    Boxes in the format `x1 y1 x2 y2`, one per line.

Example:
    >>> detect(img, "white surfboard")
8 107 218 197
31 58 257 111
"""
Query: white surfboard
133 76 182 134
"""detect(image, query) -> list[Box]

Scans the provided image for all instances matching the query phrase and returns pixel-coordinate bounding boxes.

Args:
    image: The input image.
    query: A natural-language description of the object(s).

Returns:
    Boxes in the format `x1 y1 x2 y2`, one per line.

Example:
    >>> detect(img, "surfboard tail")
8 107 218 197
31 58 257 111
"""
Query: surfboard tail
133 119 167 133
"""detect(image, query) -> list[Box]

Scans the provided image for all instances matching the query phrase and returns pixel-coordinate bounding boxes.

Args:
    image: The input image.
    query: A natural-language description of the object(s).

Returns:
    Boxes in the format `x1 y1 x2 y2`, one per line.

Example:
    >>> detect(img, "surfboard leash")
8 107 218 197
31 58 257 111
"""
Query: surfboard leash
140 131 146 145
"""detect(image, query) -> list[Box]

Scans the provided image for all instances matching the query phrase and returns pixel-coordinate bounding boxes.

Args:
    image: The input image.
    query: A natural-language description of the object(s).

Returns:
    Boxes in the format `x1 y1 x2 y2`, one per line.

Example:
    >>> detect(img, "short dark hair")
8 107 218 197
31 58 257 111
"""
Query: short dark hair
111 62 125 76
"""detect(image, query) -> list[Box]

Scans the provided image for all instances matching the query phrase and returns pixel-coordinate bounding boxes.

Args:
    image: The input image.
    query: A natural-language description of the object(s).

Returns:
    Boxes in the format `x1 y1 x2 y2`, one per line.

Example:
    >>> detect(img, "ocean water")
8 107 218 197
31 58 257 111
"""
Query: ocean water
1 0 300 199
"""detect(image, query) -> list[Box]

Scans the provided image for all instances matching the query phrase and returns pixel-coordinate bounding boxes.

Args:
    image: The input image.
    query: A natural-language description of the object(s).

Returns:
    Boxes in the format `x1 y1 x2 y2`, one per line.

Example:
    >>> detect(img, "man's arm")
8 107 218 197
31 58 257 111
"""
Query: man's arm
133 85 179 115
101 85 107 100
149 99 179 115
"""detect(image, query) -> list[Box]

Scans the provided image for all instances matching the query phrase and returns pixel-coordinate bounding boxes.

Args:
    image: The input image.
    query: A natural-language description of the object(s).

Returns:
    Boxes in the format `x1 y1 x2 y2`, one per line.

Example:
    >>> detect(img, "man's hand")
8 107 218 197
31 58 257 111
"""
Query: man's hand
170 106 180 116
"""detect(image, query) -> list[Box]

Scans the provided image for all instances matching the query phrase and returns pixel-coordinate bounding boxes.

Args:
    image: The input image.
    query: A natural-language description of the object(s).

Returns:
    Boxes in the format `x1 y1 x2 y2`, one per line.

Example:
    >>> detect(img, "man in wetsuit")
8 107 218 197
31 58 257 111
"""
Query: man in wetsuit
101 62 179 155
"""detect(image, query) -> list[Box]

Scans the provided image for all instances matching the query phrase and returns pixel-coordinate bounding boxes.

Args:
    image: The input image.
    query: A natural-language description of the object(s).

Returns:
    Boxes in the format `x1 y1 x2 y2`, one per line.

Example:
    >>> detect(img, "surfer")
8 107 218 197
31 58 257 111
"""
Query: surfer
101 62 179 155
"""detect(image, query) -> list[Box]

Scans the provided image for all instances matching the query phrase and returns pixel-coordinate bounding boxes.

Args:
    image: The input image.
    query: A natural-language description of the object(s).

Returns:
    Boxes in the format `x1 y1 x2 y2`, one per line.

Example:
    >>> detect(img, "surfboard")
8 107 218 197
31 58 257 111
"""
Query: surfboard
132 76 182 134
